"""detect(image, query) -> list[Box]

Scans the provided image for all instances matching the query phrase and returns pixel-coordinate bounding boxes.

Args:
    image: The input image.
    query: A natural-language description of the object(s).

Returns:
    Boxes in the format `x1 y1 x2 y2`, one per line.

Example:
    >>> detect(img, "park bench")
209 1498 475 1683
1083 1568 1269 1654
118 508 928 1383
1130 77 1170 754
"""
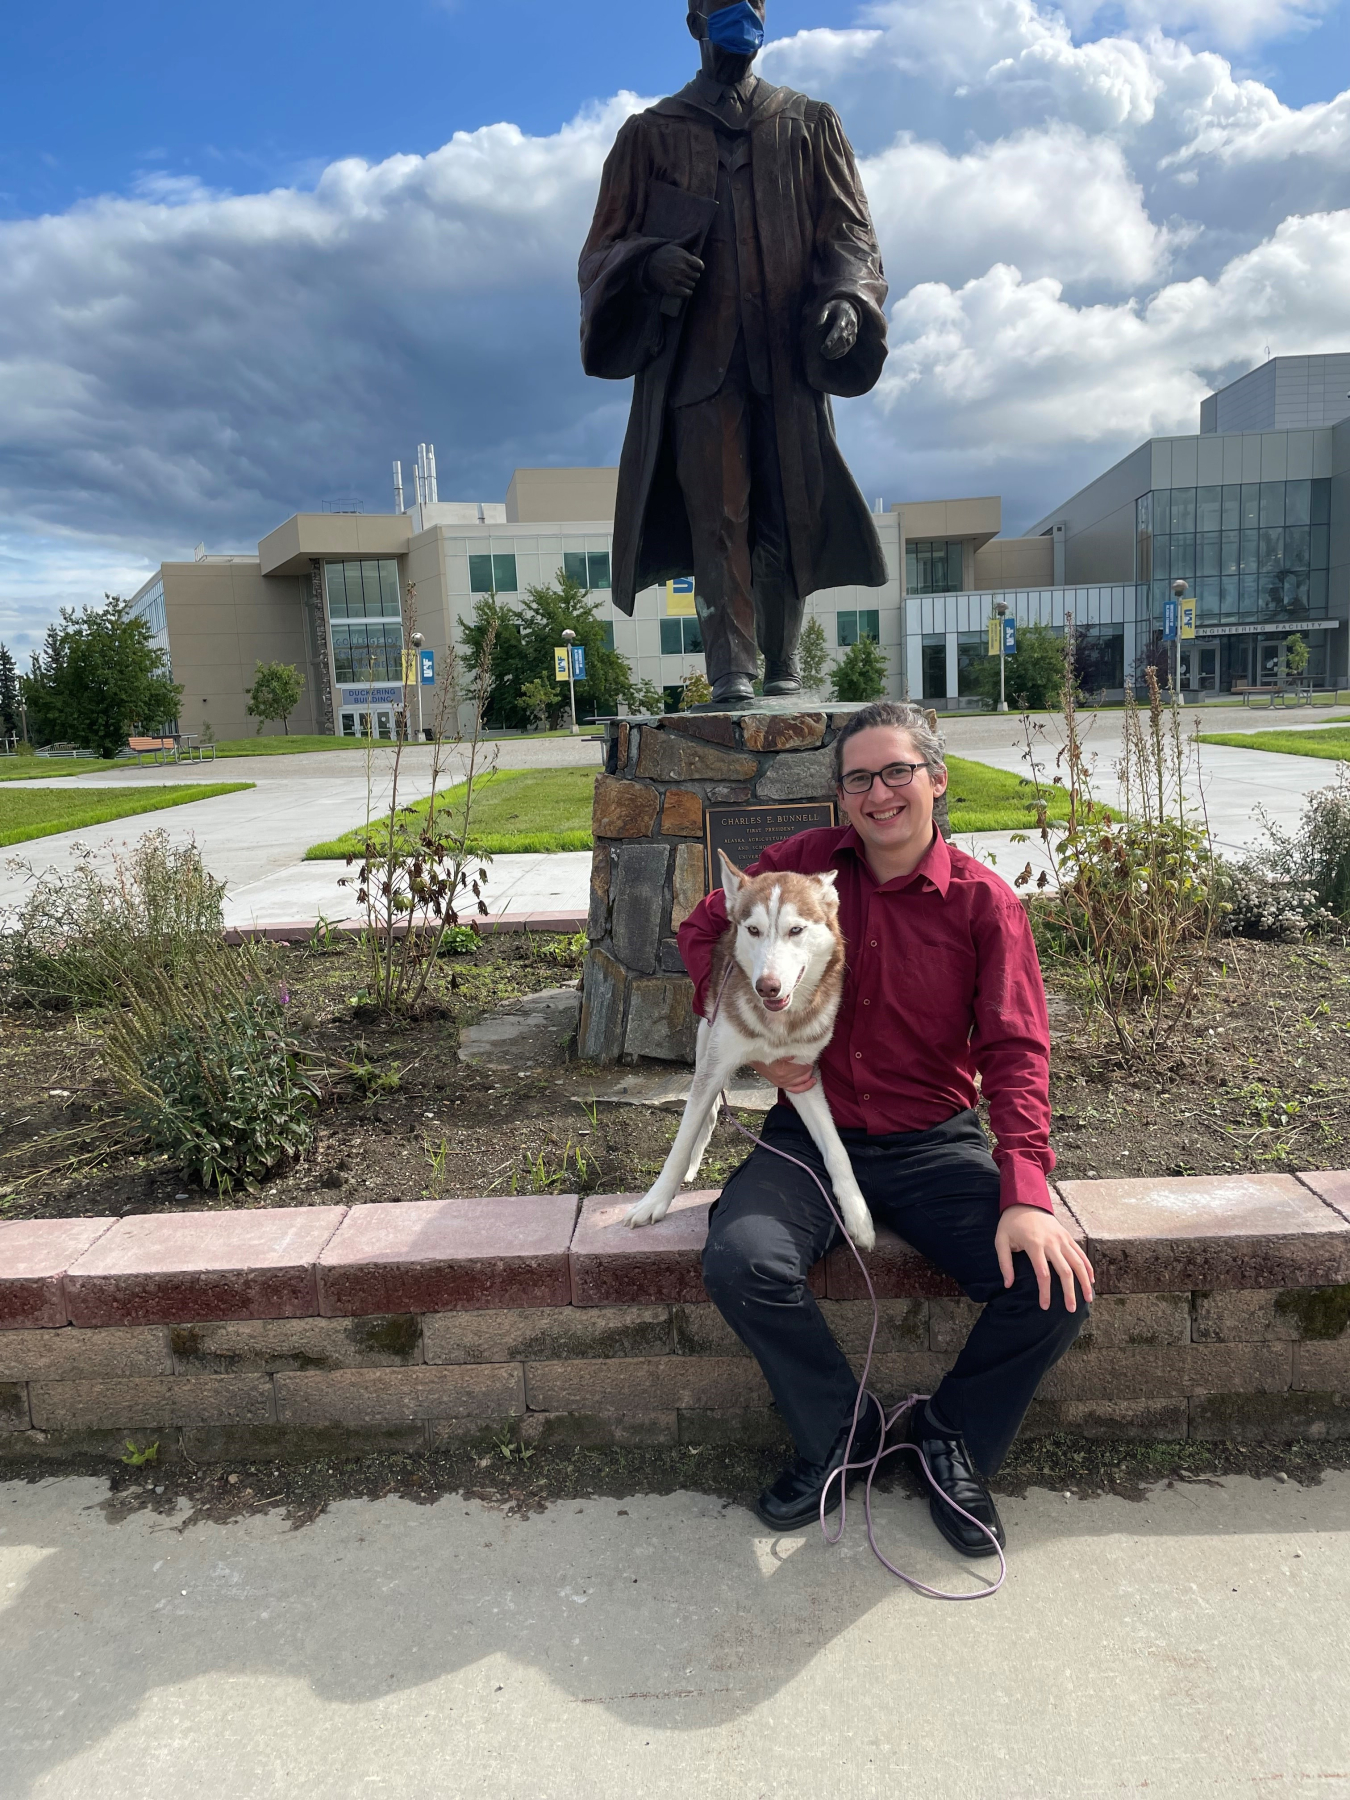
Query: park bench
126 736 179 764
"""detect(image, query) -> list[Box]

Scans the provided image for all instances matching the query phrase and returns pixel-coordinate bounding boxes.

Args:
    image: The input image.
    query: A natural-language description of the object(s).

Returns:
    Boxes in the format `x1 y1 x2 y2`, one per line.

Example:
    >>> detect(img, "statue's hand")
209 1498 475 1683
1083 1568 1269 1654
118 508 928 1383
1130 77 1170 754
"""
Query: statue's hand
646 243 704 300
819 299 859 361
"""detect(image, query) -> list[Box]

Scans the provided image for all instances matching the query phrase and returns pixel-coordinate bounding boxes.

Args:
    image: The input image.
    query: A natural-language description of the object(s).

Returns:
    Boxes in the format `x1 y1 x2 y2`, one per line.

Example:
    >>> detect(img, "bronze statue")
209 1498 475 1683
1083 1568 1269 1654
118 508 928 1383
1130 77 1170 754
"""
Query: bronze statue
579 0 890 707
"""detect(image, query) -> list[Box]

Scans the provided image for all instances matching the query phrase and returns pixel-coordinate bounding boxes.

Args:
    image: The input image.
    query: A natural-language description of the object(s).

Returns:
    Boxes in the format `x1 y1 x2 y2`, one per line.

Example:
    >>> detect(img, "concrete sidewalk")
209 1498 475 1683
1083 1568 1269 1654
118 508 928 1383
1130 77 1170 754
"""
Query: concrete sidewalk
1 1471 1346 1798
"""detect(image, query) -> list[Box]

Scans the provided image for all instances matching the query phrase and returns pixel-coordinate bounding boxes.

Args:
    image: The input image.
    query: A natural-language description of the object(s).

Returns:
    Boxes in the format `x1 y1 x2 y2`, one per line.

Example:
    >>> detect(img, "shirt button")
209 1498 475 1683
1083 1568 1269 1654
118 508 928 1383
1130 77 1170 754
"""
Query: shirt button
862 1094 870 1101
862 999 870 1006
855 1052 862 1060
870 940 878 947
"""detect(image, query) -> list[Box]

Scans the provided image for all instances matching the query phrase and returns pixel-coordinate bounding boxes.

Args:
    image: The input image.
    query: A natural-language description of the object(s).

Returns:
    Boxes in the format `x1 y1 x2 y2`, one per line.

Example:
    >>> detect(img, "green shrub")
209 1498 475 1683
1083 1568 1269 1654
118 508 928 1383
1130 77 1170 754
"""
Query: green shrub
0 829 225 1009
103 944 319 1191
1222 766 1350 939
829 638 888 702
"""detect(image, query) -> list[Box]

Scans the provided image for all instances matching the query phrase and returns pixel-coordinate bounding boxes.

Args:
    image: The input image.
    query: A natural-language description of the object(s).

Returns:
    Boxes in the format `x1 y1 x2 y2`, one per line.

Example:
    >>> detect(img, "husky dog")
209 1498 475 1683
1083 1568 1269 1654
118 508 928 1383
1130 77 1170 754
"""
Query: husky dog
624 852 875 1250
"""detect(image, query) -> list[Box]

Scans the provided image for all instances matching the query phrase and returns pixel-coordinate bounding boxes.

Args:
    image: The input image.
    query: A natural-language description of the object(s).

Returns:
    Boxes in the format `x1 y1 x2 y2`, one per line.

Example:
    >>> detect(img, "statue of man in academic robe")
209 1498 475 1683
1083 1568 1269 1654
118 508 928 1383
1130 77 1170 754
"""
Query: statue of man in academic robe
579 0 889 707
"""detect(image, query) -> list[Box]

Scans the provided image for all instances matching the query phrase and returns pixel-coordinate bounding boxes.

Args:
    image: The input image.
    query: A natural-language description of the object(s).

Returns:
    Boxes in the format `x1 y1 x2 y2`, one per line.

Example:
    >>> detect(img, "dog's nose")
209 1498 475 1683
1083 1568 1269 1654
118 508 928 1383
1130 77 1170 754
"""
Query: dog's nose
756 976 781 999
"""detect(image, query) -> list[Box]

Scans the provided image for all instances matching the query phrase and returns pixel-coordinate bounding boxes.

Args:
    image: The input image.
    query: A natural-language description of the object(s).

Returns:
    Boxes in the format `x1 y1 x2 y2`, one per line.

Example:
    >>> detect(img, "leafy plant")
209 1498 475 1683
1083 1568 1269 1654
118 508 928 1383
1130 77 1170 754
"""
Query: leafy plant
424 1136 451 1200
679 670 713 710
1018 667 1220 1057
829 637 888 703
1221 765 1350 939
439 925 480 955
103 943 320 1191
798 616 830 692
246 661 305 735
1285 634 1310 679
120 1439 159 1467
965 621 1068 712
20 596 183 758
1 829 225 1009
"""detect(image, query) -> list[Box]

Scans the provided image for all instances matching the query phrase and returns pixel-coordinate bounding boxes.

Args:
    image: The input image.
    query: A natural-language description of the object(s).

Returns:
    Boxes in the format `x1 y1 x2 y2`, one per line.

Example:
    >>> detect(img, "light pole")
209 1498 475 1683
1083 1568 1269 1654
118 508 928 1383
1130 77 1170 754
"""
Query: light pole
562 628 579 736
995 601 1009 713
410 632 425 741
1172 579 1188 707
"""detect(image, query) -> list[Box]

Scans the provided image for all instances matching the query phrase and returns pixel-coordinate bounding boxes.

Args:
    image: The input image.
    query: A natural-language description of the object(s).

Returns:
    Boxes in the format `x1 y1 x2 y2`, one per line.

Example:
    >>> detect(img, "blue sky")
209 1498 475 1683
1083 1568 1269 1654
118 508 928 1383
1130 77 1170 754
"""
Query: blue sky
3 0 1350 653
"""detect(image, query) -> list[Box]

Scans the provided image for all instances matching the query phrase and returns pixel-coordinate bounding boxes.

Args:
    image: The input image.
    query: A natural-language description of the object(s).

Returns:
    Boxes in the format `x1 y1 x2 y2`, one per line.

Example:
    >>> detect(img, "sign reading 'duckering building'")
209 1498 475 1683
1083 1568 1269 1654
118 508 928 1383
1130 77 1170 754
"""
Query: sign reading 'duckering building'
340 686 405 706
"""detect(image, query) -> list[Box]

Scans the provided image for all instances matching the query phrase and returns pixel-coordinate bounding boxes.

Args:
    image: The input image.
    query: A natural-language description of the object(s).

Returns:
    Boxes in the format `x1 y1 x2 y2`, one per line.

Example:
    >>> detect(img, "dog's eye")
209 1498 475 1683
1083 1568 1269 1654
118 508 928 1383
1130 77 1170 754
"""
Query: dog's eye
788 926 804 937
745 925 761 937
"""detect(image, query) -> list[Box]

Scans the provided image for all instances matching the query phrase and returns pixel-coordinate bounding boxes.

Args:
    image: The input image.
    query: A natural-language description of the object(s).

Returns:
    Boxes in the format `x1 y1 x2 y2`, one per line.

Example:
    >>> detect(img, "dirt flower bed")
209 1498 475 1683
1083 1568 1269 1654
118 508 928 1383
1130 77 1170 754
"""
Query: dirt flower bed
2 932 1350 1222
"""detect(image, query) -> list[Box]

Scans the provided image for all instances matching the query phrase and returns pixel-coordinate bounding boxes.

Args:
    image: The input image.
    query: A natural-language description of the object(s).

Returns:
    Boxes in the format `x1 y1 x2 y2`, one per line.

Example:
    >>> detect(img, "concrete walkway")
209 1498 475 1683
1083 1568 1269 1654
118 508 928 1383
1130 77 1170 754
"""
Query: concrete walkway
1 1471 1346 1798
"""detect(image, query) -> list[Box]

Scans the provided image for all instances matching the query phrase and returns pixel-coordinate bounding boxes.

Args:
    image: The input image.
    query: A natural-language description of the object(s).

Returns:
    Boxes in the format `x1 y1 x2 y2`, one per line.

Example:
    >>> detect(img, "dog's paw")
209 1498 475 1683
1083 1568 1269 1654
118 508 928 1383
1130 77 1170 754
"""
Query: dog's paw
840 1194 876 1253
625 1193 672 1230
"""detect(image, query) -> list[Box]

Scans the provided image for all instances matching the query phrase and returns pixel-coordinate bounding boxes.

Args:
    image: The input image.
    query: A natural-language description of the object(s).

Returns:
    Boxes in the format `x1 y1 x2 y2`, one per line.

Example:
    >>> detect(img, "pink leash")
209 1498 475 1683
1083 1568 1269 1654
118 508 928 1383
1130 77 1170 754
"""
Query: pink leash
718 1101 1005 1599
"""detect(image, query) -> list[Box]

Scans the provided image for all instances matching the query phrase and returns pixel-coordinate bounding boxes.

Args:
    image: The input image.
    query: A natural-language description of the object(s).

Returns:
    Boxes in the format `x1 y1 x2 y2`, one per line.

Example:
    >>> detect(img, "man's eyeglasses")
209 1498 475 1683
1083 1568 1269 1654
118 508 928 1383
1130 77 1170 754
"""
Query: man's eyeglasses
839 761 929 796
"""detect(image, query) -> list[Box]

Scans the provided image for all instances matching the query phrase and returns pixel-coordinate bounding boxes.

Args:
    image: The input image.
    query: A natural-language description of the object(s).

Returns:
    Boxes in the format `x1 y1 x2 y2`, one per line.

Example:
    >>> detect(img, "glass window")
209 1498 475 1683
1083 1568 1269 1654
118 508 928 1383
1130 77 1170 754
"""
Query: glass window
563 551 588 588
1286 525 1311 572
1136 494 1152 533
493 553 518 593
1154 534 1171 578
682 618 702 654
1259 483 1284 529
469 554 495 594
1075 628 1124 692
1240 530 1259 575
1221 575 1239 614
1311 524 1330 570
1258 528 1284 573
957 632 987 697
599 622 615 651
906 540 963 594
1311 569 1329 613
1197 486 1222 533
1285 480 1311 527
326 562 350 616
1169 488 1197 534
1241 485 1261 531
1222 486 1241 533
1170 537 1195 582
1312 479 1331 525
838 612 858 647
587 552 611 590
1240 572 1259 616
660 618 682 655
1220 532 1239 577
922 636 946 701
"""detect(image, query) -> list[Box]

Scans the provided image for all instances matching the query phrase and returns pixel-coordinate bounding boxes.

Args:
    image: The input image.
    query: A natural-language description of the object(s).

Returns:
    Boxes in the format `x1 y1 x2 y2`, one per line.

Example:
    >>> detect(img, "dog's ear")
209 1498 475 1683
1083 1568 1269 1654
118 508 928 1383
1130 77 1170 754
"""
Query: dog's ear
719 850 744 905
815 868 840 907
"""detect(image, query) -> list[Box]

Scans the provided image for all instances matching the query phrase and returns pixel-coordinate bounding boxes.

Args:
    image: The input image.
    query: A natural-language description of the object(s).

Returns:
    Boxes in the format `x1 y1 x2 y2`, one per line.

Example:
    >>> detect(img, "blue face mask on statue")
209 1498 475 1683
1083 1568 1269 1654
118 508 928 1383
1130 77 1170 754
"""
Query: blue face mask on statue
705 2 765 56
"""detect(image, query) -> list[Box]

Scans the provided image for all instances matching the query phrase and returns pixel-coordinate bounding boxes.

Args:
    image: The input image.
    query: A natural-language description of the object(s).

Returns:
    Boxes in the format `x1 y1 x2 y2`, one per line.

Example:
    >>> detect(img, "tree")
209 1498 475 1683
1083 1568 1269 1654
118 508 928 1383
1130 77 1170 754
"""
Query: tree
20 597 183 759
0 643 18 740
966 621 1067 712
246 662 305 735
463 572 649 729
518 677 555 731
631 678 665 717
829 637 888 703
1285 633 1310 682
798 616 830 692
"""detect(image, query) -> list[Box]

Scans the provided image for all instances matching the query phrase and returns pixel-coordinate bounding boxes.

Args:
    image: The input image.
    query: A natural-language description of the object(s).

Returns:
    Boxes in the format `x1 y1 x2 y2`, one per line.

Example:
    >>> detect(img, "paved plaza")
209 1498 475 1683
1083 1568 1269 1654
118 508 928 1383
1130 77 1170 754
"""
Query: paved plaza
1 1469 1346 1798
0 705 1345 928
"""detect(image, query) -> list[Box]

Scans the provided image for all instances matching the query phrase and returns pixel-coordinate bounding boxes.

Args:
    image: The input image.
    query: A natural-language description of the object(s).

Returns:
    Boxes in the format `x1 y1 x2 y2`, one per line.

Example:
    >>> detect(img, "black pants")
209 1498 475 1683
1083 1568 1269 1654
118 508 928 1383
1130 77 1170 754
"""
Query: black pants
701 1105 1086 1476
670 338 803 686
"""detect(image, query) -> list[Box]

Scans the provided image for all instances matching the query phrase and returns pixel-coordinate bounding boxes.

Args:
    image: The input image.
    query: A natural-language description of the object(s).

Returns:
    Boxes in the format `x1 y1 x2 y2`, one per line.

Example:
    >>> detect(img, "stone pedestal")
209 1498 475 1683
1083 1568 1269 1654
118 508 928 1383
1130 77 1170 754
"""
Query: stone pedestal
578 706 950 1066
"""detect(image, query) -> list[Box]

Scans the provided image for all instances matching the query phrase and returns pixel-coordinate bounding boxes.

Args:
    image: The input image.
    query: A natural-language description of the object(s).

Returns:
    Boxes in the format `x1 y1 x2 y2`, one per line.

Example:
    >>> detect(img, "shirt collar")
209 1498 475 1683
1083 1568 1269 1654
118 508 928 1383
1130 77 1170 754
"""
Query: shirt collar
693 70 760 108
836 824 953 899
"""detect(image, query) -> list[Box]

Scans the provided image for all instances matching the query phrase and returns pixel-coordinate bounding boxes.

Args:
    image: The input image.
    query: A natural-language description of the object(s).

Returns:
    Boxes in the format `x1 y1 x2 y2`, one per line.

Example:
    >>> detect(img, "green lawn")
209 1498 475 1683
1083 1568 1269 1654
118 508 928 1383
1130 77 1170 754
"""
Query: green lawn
0 784 254 848
0 758 110 782
1197 727 1350 762
307 757 1064 858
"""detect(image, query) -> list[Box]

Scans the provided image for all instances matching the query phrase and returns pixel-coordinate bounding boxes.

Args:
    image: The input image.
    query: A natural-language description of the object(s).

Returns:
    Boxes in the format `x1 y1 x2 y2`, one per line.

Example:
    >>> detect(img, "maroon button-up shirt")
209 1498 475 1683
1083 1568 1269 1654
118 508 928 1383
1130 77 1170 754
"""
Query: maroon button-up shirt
677 824 1056 1214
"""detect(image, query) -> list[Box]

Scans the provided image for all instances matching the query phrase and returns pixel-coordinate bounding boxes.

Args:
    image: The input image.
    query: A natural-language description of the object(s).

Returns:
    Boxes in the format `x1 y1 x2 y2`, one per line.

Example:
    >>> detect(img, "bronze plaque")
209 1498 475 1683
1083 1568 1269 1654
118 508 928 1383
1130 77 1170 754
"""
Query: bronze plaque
705 802 838 890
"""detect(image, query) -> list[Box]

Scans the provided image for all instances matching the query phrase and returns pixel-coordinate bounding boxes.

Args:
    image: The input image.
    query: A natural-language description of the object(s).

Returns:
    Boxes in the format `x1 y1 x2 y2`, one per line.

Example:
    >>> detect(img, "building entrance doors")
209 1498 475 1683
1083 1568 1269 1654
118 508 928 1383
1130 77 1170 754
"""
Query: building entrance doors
341 708 395 741
1179 643 1219 691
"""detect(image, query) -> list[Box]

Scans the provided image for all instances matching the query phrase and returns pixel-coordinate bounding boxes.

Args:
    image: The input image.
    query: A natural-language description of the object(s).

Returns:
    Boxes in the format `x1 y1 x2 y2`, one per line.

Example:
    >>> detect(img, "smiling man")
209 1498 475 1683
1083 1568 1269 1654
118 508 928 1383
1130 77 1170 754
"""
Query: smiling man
678 702 1094 1553
579 0 890 706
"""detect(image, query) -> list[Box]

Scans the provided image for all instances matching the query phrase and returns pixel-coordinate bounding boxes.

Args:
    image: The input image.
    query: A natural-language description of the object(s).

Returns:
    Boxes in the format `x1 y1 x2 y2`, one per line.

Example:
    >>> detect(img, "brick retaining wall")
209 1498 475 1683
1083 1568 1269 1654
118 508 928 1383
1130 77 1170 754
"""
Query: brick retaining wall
3 1172 1349 1462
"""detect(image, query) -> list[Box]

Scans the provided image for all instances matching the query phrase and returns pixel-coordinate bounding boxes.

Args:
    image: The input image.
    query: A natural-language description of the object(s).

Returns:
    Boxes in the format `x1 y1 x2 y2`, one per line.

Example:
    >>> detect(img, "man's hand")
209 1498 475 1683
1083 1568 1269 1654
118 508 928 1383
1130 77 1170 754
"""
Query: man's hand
647 243 704 300
819 298 858 360
995 1205 1096 1313
750 1058 818 1094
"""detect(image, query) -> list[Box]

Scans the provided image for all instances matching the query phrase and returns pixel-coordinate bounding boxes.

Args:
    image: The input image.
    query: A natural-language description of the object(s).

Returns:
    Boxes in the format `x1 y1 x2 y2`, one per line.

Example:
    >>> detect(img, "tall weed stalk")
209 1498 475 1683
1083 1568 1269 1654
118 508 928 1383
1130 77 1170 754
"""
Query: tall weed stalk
1018 666 1220 1058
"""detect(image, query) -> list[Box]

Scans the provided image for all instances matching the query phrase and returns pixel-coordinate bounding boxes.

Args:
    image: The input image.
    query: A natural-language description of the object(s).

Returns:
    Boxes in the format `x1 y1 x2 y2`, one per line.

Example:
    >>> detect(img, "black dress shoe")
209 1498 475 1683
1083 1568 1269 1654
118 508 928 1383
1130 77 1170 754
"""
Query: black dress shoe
707 674 756 707
755 1406 883 1532
762 664 801 697
904 1405 1006 1559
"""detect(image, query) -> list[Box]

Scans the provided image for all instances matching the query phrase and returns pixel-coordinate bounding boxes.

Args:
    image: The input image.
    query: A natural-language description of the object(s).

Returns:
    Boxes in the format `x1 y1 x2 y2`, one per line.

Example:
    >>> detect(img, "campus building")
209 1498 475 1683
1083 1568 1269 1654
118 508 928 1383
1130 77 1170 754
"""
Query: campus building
129 354 1350 734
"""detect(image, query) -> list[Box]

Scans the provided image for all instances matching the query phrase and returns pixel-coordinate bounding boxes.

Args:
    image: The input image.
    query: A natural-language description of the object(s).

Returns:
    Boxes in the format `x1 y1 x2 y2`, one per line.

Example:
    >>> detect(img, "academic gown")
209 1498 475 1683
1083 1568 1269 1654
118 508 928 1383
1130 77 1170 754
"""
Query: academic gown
578 78 890 618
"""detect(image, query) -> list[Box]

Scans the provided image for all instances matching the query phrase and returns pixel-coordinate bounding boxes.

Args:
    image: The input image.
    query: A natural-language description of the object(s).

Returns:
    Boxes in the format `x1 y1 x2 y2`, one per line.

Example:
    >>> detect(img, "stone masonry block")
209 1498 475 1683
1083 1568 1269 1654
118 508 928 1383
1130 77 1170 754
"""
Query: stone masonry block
1190 1288 1350 1344
1059 1173 1350 1293
636 733 758 784
740 713 827 752
63 1208 347 1328
524 1355 771 1413
181 1424 429 1463
28 1376 275 1429
275 1364 525 1426
1 1385 30 1432
1298 1170 1350 1224
520 1410 678 1449
825 1226 963 1301
592 775 659 839
0 1218 116 1330
670 842 707 932
1076 1293 1191 1349
318 1195 579 1316
424 1305 671 1364
578 948 628 1063
1039 1343 1292 1403
678 1408 790 1449
1020 1397 1190 1440
658 714 738 748
930 1298 983 1354
818 1298 929 1358
610 843 670 974
572 1191 716 1306
587 847 613 943
1189 1390 1350 1442
171 1315 423 1375
864 1353 952 1405
0 1325 172 1382
754 747 836 801
624 976 696 1063
661 789 704 837
1295 1340 1350 1389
